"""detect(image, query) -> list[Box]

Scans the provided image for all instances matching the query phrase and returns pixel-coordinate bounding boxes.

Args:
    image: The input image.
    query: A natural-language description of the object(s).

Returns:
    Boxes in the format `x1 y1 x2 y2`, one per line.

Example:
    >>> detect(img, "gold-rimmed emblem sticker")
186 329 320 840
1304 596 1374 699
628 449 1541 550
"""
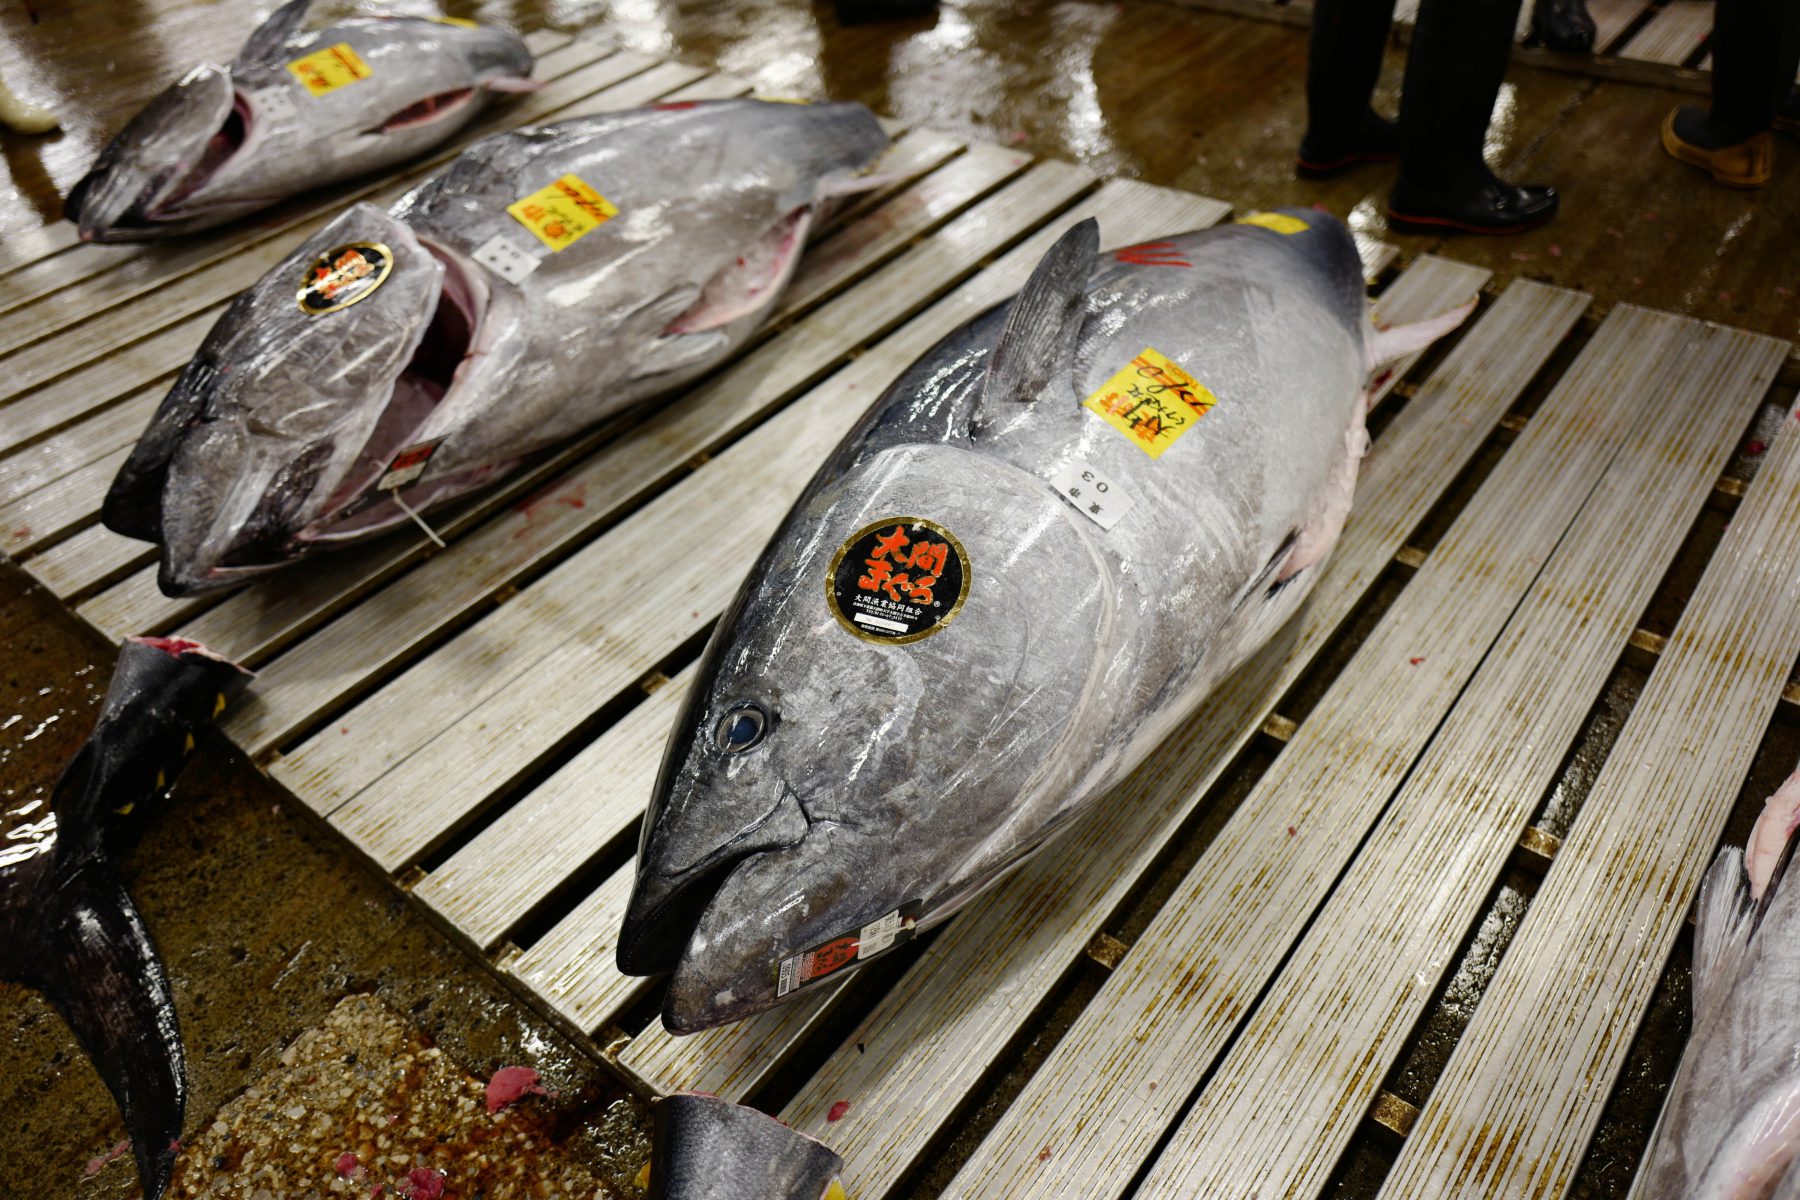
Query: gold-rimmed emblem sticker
297 242 393 315
826 517 970 645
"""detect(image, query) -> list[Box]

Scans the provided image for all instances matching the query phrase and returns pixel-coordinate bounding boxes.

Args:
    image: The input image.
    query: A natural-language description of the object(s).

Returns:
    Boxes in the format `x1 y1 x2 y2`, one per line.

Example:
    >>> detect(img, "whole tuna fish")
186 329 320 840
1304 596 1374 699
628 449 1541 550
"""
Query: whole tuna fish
0 638 251 1200
649 1093 846 1200
66 0 535 242
618 211 1473 1032
1630 766 1800 1198
101 99 888 595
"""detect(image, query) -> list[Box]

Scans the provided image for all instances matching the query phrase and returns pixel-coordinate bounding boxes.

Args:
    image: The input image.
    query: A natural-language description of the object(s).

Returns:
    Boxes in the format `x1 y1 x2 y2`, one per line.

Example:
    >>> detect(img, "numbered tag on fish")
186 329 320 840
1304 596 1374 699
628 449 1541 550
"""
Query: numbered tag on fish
471 233 542 285
249 85 300 133
1049 459 1136 530
1083 347 1219 459
505 174 618 252
287 43 374 97
377 439 443 491
774 901 921 997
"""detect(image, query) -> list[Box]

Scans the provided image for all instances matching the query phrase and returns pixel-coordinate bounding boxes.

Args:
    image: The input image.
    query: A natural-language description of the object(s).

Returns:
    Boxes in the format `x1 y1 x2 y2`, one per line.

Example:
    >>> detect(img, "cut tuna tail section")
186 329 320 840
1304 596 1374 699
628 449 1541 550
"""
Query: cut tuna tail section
648 1093 846 1200
0 638 251 1200
1366 297 1478 370
1747 767 1800 901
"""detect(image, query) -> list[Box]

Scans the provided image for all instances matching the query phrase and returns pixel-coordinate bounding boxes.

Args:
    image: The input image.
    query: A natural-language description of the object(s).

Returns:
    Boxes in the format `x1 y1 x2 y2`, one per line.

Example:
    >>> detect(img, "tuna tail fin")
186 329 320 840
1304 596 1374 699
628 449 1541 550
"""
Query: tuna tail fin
1366 297 1477 371
3 866 187 1199
974 217 1098 435
237 0 314 67
648 1093 845 1200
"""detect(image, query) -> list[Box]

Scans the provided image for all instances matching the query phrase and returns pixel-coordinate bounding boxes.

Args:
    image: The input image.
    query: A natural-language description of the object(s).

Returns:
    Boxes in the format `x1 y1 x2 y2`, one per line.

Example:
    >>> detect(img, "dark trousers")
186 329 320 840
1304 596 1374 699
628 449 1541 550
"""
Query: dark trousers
1711 0 1800 134
1307 0 1527 186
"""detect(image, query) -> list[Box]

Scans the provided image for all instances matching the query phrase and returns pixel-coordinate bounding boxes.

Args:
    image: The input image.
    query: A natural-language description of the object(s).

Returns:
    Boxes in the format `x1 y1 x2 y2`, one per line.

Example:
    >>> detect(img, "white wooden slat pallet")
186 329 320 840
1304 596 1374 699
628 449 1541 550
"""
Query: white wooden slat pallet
4 33 1797 1200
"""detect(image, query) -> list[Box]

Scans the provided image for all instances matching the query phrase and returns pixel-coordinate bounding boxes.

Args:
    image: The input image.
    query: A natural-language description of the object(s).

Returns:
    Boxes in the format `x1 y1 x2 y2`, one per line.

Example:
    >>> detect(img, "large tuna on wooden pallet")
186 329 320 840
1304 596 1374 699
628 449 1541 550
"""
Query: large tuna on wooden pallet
619 208 1474 1033
100 98 888 596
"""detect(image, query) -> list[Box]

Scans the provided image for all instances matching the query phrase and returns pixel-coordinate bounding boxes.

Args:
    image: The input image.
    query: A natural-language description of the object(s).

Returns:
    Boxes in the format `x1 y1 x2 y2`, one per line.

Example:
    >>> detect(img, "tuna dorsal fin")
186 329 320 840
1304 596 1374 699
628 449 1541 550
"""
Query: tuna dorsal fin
975 218 1098 430
239 0 314 66
1691 847 1756 1022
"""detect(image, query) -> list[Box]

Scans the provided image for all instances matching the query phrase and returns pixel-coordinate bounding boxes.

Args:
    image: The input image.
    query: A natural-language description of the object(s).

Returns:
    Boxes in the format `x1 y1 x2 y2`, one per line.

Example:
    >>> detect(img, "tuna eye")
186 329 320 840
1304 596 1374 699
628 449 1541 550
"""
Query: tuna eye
715 703 768 753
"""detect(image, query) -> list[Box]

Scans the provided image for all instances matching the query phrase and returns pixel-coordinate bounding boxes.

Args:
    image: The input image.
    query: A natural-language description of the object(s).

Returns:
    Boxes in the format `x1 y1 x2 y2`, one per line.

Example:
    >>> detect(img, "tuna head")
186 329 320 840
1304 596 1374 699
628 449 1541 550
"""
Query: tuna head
104 201 500 595
621 440 1118 1033
66 64 246 241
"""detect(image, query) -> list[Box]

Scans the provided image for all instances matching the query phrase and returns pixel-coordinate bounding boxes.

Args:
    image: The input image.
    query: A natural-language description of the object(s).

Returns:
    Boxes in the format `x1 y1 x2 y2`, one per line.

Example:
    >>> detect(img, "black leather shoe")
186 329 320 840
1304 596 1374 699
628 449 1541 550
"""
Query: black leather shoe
1532 0 1597 53
1388 177 1559 235
1296 112 1401 179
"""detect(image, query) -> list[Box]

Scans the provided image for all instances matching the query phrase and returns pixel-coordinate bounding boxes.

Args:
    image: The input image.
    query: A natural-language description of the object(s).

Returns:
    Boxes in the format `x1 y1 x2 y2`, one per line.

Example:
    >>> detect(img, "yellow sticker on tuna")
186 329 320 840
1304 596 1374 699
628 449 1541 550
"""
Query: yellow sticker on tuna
1083 347 1219 459
1237 211 1309 235
506 175 619 252
287 43 374 97
428 15 479 26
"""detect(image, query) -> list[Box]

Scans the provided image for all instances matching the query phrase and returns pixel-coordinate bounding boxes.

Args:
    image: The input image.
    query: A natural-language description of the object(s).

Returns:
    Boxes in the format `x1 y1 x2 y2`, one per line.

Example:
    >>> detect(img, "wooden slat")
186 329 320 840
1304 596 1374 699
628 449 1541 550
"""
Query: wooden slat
620 278 1587 1134
0 28 574 284
416 668 694 951
258 161 1104 846
0 444 130 556
502 865 646 1033
1377 377 1800 1197
0 385 160 507
0 32 600 327
1591 0 1656 54
1616 0 1711 65
1134 318 1787 1200
935 302 1664 1200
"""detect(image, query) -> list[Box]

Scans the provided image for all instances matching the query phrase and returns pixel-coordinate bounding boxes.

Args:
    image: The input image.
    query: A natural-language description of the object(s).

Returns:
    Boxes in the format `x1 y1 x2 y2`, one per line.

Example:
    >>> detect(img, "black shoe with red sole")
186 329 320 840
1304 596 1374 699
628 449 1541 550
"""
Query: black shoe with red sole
1388 178 1559 235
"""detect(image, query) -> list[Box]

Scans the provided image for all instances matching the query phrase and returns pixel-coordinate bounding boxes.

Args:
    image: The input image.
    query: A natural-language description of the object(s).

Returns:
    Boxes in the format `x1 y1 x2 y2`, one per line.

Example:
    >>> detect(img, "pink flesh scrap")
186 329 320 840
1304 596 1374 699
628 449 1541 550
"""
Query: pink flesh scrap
1746 768 1800 900
484 1066 546 1113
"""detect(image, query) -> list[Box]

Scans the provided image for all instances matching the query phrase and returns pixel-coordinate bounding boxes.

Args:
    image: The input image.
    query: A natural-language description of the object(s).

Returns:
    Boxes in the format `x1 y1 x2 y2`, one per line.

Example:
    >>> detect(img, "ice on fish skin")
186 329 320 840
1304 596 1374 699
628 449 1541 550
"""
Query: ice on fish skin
0 638 251 1200
648 1093 846 1200
67 0 535 242
101 98 889 596
1631 764 1800 1200
620 209 1475 1033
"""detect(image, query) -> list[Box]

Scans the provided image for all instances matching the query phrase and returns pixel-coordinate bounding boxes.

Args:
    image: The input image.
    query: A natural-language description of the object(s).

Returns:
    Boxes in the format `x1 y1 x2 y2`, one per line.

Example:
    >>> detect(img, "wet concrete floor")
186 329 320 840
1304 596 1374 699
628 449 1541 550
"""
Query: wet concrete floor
2 0 1798 1196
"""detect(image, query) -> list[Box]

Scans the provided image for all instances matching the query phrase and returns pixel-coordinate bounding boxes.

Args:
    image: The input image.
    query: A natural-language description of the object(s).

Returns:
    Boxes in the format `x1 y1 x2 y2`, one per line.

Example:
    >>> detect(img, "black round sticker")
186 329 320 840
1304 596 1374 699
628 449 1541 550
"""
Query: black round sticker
297 242 393 315
826 517 970 645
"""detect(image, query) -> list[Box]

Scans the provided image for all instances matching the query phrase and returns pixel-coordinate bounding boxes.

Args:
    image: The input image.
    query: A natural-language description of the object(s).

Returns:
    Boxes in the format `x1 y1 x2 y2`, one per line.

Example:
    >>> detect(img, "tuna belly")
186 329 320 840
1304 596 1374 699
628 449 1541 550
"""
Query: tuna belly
665 207 814 334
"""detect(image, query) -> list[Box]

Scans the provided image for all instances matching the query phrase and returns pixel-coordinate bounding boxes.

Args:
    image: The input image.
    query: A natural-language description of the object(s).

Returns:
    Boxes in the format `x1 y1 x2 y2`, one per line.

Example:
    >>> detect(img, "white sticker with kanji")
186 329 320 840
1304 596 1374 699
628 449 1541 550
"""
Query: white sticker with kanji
252 86 300 132
472 233 543 285
1050 459 1136 531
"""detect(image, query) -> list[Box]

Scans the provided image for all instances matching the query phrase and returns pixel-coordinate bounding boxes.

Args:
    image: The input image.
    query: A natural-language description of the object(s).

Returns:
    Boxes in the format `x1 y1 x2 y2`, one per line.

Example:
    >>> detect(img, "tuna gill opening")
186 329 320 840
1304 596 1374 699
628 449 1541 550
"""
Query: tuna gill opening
313 241 485 536
157 93 249 214
372 88 475 133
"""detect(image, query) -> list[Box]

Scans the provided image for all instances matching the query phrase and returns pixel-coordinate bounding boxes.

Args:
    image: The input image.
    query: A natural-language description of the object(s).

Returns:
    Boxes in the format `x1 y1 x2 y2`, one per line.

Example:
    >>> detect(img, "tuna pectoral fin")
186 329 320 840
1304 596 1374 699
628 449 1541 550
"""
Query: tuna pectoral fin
1747 767 1800 901
1692 847 1757 1022
665 209 816 336
1367 297 1477 370
10 866 186 1200
649 1093 845 1200
977 217 1098 423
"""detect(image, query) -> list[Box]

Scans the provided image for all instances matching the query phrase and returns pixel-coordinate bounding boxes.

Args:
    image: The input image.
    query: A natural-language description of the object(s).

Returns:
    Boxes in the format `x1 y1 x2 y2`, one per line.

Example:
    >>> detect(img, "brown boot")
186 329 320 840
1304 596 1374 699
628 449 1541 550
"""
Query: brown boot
1662 106 1773 188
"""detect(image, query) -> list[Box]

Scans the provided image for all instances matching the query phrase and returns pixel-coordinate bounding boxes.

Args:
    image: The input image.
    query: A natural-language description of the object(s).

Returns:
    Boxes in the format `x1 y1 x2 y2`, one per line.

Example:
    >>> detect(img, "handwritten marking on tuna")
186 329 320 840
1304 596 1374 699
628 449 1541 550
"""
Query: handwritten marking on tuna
1049 459 1136 530
1083 348 1219 459
1113 241 1192 267
506 174 618 252
287 43 374 97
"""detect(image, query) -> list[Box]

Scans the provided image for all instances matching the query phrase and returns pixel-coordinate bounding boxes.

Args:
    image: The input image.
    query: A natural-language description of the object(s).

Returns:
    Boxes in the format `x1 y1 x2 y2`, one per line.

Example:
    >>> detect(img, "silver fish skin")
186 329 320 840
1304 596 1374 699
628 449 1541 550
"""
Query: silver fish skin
1631 767 1800 1200
101 99 888 596
648 1093 845 1200
619 210 1474 1033
67 0 534 242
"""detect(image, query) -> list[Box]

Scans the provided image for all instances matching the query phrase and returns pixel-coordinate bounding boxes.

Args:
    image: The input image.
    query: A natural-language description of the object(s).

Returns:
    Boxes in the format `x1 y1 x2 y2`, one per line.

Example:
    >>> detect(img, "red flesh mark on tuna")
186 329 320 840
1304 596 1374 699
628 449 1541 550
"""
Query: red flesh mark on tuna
655 101 699 110
486 1066 547 1113
132 636 207 658
1113 241 1192 268
827 1100 850 1122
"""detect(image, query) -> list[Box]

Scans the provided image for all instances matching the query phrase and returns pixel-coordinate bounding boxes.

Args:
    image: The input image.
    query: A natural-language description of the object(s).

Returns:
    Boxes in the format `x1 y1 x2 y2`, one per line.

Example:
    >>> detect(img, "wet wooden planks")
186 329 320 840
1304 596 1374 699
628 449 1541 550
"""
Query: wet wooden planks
5 34 1797 1200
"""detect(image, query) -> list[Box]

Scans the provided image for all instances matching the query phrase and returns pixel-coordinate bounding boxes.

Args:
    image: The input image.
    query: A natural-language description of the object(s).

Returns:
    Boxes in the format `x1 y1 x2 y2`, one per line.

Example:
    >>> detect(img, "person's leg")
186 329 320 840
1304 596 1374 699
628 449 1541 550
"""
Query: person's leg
1661 0 1786 186
1297 0 1402 177
1389 0 1558 233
